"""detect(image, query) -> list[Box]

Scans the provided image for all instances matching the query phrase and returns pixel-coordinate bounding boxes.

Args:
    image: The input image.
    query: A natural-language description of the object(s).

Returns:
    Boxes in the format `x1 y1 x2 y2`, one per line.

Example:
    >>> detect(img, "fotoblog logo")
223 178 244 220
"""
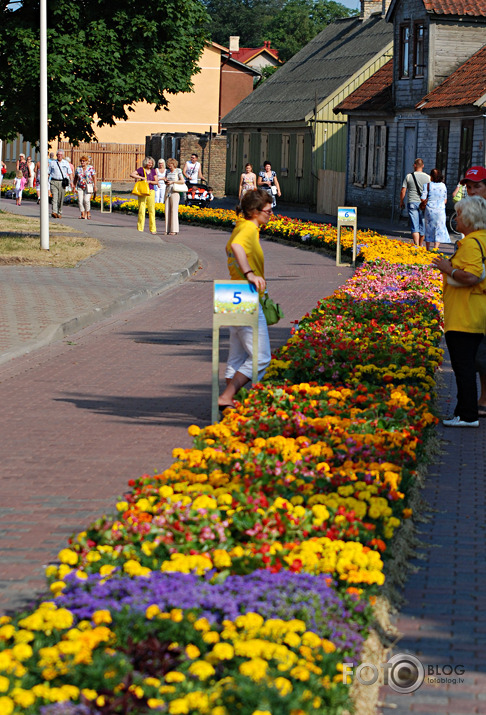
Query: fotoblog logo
343 653 425 694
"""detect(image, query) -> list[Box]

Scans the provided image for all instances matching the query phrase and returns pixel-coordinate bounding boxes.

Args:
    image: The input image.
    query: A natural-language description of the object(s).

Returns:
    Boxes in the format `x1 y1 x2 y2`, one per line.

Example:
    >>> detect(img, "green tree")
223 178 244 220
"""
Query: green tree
202 0 354 62
0 0 209 144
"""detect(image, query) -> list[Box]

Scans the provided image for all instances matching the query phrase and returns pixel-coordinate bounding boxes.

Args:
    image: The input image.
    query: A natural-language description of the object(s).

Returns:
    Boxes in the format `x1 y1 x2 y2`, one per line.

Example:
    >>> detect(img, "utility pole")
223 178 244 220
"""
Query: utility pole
40 0 49 250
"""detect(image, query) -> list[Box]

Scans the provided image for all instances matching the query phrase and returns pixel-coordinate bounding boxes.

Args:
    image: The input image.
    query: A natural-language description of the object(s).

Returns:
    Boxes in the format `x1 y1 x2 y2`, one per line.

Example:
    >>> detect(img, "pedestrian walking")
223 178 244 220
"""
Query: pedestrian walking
14 170 26 205
421 168 451 251
218 189 273 411
74 155 97 219
48 149 73 218
26 156 35 188
431 196 486 427
399 158 430 247
257 161 281 209
239 163 257 201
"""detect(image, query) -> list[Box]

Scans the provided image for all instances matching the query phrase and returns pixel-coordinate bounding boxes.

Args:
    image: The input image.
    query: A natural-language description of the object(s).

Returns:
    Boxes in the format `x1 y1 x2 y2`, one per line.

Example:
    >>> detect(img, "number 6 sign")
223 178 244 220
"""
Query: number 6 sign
212 281 259 423
336 206 357 267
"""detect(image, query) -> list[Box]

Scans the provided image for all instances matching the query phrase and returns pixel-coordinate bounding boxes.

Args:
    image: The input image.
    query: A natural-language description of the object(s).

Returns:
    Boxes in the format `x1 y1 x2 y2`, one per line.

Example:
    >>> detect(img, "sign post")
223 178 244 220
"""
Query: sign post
100 181 112 213
212 280 259 424
336 206 357 267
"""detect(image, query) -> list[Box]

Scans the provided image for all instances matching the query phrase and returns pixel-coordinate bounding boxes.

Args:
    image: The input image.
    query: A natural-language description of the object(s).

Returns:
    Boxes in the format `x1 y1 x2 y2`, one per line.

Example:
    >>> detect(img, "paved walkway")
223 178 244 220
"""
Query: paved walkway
0 198 482 713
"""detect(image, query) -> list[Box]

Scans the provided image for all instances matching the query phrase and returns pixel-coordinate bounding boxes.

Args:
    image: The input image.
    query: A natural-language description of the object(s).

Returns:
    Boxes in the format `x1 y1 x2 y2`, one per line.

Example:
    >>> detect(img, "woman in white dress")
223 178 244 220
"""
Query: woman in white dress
155 159 166 205
421 168 451 251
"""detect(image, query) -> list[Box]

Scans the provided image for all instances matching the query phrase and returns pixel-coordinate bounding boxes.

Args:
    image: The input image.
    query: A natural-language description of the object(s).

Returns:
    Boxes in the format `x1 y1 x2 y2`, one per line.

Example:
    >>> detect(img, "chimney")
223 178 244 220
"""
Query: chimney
229 36 240 52
360 0 383 19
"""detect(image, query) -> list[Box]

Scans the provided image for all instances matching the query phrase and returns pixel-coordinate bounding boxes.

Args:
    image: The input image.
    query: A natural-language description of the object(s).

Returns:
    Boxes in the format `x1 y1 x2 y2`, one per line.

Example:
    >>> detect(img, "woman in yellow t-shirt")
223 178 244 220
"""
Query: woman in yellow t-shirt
218 189 274 411
432 196 486 427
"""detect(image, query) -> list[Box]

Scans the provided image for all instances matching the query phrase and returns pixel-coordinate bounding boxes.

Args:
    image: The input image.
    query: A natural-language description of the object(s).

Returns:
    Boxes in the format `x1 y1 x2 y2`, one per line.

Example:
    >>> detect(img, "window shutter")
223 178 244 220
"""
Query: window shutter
367 125 376 186
349 124 357 183
376 126 387 187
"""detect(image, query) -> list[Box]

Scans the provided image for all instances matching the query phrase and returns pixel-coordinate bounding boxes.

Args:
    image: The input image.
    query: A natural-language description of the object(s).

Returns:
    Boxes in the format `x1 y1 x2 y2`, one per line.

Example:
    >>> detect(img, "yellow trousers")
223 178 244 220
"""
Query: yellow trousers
137 190 156 233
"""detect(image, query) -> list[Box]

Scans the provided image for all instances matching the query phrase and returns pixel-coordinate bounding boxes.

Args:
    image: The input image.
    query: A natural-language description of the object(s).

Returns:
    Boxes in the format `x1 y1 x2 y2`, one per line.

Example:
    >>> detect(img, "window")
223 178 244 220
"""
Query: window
281 134 290 176
399 25 410 78
230 133 238 172
295 134 304 178
350 122 387 188
367 123 387 187
260 133 268 168
436 121 449 179
350 122 368 185
458 120 474 182
414 23 425 77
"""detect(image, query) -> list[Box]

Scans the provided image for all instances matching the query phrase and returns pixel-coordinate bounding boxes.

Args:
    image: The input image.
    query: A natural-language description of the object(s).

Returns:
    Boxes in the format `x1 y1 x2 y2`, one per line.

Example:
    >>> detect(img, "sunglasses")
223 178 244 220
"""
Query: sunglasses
260 208 273 215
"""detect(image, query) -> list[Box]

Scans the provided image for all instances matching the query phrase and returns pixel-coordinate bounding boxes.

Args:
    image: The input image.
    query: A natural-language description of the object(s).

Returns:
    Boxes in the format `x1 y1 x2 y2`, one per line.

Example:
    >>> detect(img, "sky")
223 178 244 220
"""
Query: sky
340 0 360 9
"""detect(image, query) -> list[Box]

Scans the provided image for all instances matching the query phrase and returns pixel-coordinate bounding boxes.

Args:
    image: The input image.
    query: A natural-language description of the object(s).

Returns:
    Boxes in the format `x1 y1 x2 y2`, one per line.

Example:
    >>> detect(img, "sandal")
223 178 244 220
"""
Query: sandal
87 213 91 219
478 406 486 418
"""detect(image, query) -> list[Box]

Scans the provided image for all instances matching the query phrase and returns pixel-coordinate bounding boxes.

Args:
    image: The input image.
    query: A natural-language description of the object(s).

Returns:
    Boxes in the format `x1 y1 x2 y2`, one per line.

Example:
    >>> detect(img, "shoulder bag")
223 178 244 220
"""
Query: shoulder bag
234 265 284 325
447 237 486 285
419 182 429 211
172 170 188 193
132 169 151 196
57 161 70 188
260 293 284 325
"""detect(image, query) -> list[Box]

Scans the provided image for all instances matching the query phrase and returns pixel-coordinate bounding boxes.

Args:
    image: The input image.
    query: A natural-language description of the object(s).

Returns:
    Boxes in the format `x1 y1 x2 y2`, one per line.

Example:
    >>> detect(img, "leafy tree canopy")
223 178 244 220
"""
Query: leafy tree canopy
203 0 356 62
0 0 209 144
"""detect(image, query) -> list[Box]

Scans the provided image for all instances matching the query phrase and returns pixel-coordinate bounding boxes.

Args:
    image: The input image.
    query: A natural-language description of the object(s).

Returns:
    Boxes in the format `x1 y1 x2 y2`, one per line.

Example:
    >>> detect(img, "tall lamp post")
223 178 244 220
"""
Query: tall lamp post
40 0 49 250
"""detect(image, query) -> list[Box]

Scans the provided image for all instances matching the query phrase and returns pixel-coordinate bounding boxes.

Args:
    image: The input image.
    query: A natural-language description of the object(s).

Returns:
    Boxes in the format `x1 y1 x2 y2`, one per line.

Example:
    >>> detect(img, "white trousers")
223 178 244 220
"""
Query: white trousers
154 184 166 204
77 188 91 213
225 304 272 381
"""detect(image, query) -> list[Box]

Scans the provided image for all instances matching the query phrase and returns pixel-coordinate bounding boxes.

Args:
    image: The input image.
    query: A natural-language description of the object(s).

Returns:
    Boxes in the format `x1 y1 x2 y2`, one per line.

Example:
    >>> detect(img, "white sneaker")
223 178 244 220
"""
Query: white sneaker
443 415 479 427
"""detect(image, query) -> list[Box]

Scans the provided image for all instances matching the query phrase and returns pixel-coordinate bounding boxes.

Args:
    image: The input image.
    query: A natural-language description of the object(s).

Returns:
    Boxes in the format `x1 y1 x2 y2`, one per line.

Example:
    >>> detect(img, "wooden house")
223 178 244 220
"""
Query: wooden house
335 0 486 218
222 3 393 212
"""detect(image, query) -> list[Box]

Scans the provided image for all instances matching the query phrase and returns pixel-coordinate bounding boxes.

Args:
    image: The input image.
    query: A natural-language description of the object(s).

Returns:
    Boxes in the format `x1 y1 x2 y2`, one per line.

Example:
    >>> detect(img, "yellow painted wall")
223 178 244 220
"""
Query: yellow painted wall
93 45 222 144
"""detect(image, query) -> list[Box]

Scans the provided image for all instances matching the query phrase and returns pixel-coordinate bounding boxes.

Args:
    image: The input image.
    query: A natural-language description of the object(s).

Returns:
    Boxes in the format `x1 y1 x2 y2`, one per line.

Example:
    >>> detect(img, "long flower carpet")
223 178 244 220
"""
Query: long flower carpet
0 194 443 715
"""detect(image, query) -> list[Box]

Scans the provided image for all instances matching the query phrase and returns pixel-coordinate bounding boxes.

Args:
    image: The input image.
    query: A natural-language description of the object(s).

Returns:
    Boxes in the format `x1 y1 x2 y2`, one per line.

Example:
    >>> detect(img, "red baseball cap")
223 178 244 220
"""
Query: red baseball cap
461 166 486 184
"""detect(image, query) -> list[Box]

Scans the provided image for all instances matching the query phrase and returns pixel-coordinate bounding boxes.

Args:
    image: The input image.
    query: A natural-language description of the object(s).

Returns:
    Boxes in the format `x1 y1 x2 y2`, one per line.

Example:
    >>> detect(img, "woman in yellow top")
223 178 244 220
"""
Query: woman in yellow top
432 196 486 427
218 189 273 411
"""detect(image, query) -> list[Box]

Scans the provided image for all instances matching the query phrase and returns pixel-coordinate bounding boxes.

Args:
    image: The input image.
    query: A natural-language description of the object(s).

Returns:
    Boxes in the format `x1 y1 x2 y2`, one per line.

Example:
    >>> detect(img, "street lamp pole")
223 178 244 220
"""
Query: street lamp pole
40 0 49 250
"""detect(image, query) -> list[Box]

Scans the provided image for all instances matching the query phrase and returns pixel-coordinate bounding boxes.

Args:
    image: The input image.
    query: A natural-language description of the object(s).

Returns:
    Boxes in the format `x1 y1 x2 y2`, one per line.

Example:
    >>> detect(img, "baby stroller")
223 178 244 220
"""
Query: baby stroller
185 180 214 209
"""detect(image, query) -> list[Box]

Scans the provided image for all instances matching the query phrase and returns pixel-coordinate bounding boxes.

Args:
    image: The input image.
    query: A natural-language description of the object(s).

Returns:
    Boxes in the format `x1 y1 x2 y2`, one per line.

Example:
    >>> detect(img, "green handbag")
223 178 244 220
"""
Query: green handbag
260 294 284 325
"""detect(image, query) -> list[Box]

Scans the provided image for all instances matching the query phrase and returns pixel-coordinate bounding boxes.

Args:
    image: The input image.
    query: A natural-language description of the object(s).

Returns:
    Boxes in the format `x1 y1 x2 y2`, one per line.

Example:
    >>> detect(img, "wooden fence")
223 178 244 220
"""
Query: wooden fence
57 142 145 181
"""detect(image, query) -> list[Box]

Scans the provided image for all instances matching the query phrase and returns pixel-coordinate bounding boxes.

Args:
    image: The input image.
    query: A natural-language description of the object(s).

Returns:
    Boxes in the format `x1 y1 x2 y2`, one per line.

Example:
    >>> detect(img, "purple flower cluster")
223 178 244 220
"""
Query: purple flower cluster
57 570 367 658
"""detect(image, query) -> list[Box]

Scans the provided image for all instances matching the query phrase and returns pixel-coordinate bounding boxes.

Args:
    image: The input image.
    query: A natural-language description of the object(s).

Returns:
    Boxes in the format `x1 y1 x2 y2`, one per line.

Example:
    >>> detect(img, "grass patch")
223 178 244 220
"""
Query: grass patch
0 211 102 267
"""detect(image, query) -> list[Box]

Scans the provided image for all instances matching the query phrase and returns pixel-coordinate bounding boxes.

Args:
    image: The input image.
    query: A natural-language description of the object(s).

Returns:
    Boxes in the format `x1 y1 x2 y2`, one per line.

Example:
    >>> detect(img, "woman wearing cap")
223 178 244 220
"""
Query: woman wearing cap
461 167 486 415
431 196 486 427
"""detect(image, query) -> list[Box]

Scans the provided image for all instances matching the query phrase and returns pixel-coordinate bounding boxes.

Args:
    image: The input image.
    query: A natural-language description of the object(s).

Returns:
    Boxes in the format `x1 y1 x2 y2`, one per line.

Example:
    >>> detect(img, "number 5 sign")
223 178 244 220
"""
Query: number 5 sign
212 281 259 423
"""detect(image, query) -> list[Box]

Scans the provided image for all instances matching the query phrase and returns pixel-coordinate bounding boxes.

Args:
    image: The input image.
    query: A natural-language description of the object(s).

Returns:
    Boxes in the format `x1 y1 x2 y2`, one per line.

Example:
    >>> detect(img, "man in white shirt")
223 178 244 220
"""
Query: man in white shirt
183 153 205 185
48 149 73 218
399 158 430 247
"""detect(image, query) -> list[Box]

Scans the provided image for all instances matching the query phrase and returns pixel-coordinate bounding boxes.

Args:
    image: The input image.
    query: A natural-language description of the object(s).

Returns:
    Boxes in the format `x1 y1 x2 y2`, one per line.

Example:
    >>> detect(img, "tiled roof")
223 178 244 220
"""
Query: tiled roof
417 43 486 109
231 44 280 64
423 0 486 15
223 15 393 125
334 59 393 113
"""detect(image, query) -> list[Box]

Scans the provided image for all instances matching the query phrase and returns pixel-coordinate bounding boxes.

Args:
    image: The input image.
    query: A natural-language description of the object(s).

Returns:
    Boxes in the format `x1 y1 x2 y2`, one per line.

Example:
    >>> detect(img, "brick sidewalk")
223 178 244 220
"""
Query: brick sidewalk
377 358 486 713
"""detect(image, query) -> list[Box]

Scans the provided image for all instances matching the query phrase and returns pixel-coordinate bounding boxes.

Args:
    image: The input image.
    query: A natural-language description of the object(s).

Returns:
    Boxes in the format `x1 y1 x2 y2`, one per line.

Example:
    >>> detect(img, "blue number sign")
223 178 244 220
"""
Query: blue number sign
214 282 258 314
